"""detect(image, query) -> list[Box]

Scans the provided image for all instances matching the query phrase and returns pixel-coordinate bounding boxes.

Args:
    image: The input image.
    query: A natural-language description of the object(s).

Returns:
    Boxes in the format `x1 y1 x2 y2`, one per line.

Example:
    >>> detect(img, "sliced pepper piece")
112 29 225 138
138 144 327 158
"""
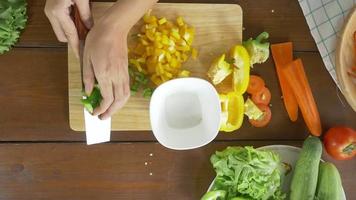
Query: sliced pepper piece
219 92 244 132
230 45 251 94
207 54 232 85
244 98 263 120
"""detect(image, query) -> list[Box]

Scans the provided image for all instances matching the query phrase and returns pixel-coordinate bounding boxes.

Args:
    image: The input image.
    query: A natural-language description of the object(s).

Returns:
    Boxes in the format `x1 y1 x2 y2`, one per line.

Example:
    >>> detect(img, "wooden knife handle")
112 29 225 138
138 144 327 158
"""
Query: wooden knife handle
71 5 89 40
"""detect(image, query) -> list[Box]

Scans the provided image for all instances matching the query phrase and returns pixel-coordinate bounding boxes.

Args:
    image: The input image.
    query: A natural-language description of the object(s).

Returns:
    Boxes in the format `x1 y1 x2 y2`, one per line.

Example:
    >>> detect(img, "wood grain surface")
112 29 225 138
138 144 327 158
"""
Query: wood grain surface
18 0 317 51
1 48 355 141
0 141 355 200
0 0 355 199
69 2 243 131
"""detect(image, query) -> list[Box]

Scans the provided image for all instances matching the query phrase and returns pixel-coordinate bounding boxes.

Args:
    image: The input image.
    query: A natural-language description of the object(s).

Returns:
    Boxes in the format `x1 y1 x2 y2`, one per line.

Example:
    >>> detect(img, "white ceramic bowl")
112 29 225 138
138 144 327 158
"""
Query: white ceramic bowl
149 78 221 150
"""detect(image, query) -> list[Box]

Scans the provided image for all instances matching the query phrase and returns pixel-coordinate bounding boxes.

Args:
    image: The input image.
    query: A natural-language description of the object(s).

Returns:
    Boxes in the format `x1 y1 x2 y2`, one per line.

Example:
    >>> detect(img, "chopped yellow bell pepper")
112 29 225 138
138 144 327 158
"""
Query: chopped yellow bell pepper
178 70 190 77
176 16 185 26
219 92 244 132
230 45 250 94
129 12 197 86
207 54 232 85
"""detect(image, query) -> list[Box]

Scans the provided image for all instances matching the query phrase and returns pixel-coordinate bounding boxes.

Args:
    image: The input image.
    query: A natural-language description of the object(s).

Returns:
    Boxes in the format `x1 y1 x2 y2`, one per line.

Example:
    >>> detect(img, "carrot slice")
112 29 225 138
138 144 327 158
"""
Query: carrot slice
247 75 265 95
282 59 322 136
271 42 298 122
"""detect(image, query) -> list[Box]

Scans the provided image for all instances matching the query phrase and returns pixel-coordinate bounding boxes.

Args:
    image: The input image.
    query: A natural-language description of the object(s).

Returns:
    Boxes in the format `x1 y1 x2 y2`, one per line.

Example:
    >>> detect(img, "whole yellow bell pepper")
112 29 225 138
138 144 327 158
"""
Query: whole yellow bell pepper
219 92 245 132
230 45 250 94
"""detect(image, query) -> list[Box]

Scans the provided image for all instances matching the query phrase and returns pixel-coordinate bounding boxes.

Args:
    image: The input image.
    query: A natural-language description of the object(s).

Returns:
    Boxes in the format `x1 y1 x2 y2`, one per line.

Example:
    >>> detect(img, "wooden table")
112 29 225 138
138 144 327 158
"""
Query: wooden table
0 0 355 199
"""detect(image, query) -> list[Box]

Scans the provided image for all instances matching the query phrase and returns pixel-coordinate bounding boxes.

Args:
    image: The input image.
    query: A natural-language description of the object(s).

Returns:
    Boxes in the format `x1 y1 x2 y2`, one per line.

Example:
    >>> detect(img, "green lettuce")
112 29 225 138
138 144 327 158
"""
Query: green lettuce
0 0 27 54
204 146 286 200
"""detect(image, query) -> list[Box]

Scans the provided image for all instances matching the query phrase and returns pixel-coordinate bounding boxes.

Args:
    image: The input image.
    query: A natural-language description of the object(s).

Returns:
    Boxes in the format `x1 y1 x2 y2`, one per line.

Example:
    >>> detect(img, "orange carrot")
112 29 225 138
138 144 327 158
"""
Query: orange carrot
282 59 322 136
271 42 298 122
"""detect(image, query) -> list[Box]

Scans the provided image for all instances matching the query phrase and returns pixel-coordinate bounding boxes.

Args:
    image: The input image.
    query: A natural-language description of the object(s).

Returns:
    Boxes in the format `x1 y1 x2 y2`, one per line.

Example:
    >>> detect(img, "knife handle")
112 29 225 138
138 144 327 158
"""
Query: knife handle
71 5 89 40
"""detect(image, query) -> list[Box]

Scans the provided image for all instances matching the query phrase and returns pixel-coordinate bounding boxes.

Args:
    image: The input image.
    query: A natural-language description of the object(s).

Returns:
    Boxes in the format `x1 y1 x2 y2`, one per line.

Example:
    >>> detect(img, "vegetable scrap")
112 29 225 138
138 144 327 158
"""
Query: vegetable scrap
207 54 232 85
0 0 27 54
129 10 196 86
243 32 270 66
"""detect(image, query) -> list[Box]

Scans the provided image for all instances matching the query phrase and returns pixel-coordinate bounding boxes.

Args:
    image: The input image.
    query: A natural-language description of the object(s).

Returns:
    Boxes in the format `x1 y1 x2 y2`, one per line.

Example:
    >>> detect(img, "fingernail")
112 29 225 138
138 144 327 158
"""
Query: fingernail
99 115 107 120
85 85 92 96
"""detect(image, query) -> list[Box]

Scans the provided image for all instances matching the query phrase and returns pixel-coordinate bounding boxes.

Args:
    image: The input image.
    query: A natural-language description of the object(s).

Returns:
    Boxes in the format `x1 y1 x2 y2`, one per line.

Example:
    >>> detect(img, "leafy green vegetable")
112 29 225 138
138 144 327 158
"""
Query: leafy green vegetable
243 32 270 66
204 146 286 200
81 86 102 113
0 0 27 54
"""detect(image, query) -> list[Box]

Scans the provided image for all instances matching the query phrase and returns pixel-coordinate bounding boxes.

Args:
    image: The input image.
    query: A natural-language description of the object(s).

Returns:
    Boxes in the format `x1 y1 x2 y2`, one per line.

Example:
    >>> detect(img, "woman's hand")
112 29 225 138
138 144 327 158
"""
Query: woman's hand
82 0 157 120
83 23 130 120
44 0 92 58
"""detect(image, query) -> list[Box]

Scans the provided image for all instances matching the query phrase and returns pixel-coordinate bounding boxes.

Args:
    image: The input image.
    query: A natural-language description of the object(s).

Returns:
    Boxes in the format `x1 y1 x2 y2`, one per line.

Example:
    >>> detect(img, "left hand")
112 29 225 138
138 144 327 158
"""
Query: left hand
83 20 130 120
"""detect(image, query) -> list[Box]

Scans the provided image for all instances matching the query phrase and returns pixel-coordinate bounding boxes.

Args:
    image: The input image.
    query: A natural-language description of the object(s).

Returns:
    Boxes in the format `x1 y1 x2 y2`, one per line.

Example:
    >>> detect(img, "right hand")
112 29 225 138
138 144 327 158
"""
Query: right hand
44 0 93 58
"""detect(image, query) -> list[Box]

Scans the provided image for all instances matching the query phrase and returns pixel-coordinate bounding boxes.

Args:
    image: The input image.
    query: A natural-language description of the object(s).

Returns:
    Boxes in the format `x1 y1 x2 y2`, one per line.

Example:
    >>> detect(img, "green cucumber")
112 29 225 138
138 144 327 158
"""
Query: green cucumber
315 162 342 200
290 136 322 200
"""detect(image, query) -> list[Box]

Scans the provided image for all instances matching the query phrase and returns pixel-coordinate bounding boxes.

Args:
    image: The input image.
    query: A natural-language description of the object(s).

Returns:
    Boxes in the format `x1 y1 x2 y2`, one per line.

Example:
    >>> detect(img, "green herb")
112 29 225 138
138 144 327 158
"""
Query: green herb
0 0 27 54
128 65 155 98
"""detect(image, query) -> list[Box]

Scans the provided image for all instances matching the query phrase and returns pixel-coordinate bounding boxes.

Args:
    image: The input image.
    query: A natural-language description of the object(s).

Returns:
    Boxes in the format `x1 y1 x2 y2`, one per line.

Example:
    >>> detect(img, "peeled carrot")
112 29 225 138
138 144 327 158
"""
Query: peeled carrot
282 59 322 136
271 42 298 122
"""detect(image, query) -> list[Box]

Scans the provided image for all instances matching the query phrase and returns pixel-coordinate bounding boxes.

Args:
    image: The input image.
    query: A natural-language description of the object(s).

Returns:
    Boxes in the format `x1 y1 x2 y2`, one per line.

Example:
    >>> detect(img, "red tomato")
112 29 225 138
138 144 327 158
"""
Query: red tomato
323 126 356 160
247 75 265 95
249 104 272 128
252 87 271 105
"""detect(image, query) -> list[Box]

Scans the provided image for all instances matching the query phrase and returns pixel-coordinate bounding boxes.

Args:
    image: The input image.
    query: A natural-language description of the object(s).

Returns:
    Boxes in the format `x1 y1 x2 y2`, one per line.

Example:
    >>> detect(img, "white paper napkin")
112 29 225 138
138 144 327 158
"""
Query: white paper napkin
84 109 111 145
298 0 355 86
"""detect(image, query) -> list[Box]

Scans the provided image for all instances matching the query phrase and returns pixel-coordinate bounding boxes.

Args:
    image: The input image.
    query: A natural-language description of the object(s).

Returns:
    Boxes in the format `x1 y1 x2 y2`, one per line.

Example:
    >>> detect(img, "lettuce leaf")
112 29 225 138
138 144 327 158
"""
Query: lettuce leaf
0 0 27 54
207 146 285 200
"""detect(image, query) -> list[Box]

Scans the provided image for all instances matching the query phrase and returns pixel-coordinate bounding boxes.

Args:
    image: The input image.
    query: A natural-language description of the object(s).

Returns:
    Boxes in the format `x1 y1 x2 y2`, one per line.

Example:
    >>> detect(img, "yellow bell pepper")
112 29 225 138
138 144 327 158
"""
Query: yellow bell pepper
207 54 232 85
230 45 250 94
219 92 244 132
129 12 197 86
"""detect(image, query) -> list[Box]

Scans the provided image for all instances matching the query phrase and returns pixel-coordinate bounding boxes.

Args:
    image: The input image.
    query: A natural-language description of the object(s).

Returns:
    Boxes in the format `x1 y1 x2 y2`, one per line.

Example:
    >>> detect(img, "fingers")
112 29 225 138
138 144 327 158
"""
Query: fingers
57 14 80 58
93 78 114 117
74 0 93 29
99 80 130 120
44 4 67 42
82 58 95 95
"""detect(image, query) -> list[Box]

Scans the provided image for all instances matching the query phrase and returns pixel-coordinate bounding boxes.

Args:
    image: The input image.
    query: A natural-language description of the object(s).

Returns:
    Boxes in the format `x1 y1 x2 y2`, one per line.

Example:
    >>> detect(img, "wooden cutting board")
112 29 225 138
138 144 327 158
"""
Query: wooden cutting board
68 2 242 131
